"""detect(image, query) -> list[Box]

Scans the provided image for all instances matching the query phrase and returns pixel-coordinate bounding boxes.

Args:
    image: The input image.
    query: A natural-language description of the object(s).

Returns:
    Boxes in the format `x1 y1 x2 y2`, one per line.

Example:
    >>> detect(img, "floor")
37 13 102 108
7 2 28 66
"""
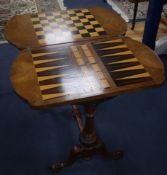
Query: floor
64 0 167 43
126 16 167 42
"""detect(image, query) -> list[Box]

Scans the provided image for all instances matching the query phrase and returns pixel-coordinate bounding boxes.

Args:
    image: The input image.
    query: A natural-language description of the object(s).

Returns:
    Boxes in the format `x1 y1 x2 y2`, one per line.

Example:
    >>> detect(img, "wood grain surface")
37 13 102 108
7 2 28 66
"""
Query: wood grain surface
10 36 164 108
5 7 127 49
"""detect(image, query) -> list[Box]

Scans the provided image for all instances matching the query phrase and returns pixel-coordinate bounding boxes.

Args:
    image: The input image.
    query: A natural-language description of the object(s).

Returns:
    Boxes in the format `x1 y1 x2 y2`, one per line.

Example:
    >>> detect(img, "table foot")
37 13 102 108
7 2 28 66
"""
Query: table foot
111 150 124 160
50 144 84 172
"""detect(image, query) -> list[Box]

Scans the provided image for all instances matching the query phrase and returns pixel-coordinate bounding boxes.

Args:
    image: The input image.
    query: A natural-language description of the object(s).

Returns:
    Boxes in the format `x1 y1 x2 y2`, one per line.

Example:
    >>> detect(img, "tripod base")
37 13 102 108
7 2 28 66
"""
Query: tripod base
50 104 123 173
51 140 123 172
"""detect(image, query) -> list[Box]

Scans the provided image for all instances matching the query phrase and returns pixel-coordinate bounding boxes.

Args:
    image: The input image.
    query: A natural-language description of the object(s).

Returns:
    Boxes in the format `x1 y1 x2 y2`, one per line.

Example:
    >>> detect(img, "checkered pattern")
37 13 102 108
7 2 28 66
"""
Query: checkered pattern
31 9 107 45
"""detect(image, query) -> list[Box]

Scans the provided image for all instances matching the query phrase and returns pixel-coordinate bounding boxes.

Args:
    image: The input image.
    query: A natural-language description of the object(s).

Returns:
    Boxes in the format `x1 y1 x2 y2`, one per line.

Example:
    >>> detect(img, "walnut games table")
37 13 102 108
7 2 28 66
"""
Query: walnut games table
5 7 164 172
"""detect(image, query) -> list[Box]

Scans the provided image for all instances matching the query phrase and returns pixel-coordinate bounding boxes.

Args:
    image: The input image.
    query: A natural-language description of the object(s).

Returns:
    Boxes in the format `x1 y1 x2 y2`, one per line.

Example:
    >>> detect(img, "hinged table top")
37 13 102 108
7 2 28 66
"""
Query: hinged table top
5 7 127 49
10 36 164 108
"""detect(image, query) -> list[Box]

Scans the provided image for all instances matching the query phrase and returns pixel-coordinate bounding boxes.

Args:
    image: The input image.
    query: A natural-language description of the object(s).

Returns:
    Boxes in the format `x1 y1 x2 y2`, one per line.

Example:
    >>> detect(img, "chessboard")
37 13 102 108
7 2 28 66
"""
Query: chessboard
31 9 107 45
31 38 153 101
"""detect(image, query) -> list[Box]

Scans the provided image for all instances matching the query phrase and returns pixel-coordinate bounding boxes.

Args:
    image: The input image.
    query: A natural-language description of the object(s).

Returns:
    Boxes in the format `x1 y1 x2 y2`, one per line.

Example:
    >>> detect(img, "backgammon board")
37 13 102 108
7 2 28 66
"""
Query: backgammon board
11 36 164 107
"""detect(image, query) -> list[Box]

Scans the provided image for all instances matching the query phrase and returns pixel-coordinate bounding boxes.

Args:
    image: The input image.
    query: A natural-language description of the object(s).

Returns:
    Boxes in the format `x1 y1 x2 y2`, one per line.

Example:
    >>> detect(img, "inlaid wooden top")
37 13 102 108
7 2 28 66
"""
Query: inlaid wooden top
10 37 164 108
5 7 127 49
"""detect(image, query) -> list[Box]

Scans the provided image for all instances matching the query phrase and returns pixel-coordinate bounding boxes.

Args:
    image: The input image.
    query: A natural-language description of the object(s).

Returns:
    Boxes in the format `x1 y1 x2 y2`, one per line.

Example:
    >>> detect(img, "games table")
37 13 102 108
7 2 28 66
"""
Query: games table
5 7 164 172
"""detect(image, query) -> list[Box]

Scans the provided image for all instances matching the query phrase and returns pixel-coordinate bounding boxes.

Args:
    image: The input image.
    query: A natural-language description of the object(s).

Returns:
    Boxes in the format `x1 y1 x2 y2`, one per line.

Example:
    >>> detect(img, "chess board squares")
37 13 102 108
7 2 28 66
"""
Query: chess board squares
31 9 107 45
92 39 152 86
37 33 70 45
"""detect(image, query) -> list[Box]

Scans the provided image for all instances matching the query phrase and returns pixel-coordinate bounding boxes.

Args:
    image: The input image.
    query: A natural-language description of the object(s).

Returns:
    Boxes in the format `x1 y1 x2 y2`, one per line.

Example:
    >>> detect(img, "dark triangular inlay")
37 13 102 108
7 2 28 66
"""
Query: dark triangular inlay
115 77 153 86
35 59 71 68
95 48 129 56
37 66 76 77
93 42 124 49
110 69 147 79
41 86 64 95
33 53 69 61
101 54 135 63
106 62 140 71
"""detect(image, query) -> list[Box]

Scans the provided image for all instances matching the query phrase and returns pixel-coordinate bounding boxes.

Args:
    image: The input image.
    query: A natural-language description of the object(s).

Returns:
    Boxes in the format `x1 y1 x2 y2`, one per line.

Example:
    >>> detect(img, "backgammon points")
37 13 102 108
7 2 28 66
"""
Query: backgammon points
10 37 164 108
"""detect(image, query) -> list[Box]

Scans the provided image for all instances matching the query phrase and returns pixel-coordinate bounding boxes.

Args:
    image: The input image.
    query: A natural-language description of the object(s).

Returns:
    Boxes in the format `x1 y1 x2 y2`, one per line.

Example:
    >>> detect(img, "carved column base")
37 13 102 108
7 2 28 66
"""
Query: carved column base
50 140 123 172
50 104 123 173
